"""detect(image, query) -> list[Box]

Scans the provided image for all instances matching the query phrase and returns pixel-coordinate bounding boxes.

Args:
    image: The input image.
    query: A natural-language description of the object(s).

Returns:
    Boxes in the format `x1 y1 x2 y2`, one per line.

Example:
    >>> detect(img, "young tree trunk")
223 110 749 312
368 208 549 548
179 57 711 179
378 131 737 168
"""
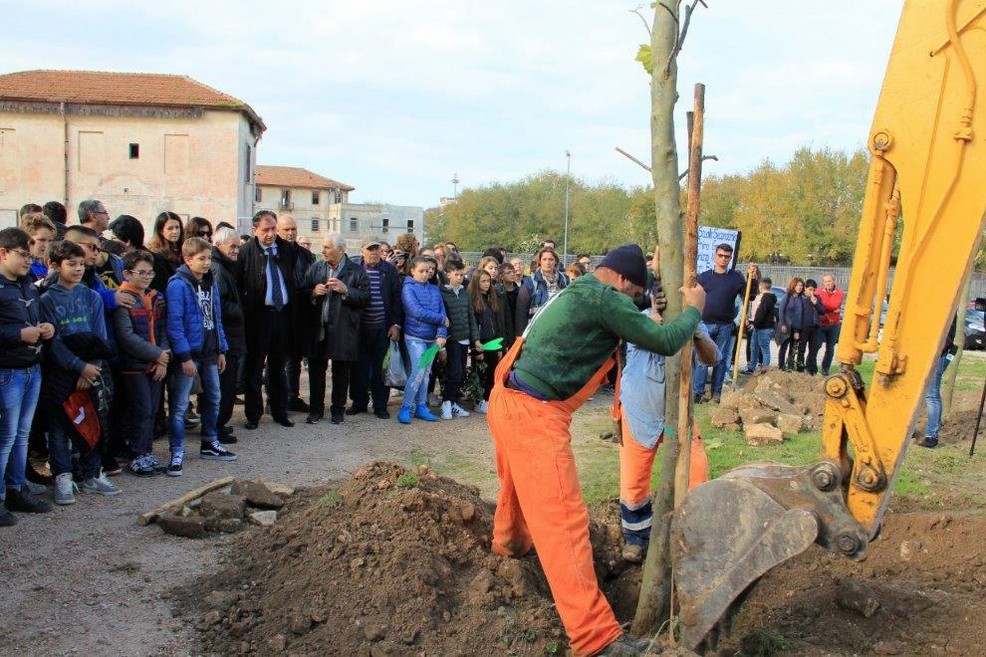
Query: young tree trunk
632 0 683 637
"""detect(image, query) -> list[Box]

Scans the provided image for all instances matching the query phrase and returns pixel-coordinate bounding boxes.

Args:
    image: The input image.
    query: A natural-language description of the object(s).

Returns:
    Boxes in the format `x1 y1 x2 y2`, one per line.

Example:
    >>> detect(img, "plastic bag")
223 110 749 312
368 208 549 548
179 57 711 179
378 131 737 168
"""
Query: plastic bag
384 341 408 389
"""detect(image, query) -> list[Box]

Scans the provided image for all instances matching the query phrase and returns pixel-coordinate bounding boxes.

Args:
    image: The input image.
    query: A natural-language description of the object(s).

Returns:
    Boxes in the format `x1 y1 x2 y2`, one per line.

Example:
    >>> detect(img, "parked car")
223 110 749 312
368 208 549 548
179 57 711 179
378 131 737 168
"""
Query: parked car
964 309 986 350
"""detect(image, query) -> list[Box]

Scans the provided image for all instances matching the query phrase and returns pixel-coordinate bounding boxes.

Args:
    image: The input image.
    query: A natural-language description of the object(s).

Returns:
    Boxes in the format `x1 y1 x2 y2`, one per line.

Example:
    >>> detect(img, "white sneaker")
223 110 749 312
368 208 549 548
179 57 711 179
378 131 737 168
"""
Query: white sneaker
475 400 489 414
54 473 77 505
451 403 470 418
440 401 453 420
80 472 122 496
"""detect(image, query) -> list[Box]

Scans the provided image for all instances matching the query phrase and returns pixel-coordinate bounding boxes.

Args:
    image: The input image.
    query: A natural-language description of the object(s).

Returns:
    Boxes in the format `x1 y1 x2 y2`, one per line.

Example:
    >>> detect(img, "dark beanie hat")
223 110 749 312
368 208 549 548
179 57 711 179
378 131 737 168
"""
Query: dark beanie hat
805 278 818 288
599 244 648 288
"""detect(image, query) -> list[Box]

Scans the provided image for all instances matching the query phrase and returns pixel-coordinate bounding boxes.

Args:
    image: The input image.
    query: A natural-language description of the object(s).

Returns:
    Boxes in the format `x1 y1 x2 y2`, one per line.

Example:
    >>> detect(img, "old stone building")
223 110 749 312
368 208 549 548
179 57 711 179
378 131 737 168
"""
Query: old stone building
255 164 423 250
0 69 265 229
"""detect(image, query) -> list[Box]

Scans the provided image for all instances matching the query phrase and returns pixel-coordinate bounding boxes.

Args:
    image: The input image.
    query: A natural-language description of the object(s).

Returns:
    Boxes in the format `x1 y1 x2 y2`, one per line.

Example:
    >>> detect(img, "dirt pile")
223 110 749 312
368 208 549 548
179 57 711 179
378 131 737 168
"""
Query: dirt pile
176 462 638 656
709 370 826 443
725 511 986 655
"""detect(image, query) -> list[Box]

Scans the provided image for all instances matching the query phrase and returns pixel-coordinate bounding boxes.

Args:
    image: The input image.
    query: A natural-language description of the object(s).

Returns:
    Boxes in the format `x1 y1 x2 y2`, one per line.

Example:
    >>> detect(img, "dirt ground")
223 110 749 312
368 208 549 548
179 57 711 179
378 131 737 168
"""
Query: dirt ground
2 361 986 656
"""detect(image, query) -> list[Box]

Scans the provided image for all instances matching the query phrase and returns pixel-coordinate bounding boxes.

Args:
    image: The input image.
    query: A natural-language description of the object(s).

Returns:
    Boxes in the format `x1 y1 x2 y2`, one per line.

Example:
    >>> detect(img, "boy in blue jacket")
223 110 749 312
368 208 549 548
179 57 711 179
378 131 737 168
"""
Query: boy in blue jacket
40 240 120 505
166 238 233 476
0 228 54 525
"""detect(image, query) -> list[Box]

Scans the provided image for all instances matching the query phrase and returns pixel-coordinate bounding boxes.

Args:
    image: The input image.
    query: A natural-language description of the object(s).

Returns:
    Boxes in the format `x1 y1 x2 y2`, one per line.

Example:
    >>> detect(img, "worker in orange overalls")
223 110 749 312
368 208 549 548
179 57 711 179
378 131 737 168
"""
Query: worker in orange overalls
488 244 706 657
614 294 719 564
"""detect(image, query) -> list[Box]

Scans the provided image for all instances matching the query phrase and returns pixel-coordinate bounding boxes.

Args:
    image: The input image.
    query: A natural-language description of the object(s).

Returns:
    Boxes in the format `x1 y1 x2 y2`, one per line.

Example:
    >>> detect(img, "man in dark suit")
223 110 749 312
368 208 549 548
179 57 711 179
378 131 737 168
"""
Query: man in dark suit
236 210 301 429
275 213 316 412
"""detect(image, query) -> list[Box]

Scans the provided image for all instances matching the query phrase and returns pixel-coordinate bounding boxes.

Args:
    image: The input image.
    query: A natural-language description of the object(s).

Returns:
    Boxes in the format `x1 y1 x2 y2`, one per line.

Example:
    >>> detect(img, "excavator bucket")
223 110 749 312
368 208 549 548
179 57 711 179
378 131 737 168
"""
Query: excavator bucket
671 478 818 650
671 462 868 650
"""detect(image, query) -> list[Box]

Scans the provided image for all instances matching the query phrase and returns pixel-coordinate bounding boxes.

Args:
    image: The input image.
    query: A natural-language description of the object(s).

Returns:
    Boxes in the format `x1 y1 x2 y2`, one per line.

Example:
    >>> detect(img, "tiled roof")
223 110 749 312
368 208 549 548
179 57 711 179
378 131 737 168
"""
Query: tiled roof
256 165 354 191
0 69 264 131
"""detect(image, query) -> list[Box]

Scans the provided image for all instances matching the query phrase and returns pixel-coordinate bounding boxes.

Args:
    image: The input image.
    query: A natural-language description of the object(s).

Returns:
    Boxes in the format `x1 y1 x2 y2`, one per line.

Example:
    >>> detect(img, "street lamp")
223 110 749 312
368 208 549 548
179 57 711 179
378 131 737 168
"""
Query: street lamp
563 150 571 267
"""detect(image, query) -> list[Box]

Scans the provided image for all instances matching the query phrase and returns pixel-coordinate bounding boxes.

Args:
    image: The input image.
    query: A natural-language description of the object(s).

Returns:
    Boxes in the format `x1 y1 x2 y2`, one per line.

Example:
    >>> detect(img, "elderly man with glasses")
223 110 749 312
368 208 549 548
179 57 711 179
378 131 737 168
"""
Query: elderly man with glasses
692 242 756 404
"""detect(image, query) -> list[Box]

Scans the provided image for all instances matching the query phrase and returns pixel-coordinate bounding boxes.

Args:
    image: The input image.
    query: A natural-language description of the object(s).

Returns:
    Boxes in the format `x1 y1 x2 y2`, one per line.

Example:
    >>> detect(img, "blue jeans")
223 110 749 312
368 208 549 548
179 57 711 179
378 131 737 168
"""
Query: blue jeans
749 328 773 370
0 366 42 496
169 361 220 457
816 324 841 374
693 322 733 397
925 354 950 438
402 336 435 409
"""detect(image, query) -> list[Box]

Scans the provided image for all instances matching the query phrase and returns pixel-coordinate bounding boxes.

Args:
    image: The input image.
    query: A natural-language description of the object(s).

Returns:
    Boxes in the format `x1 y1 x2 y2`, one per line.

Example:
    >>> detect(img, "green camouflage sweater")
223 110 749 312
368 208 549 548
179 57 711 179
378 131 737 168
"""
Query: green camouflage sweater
513 274 700 400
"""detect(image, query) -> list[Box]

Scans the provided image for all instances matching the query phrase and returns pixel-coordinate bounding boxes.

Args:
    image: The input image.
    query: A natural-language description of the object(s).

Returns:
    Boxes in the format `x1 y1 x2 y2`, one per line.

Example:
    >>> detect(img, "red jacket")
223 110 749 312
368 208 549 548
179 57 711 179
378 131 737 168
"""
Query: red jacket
817 287 845 327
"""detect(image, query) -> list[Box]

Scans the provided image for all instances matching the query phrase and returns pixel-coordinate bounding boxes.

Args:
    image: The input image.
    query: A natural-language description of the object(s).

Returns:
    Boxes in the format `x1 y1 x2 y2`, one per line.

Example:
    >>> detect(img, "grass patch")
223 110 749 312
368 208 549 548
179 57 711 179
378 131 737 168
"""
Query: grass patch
317 490 342 508
891 468 930 498
396 472 420 488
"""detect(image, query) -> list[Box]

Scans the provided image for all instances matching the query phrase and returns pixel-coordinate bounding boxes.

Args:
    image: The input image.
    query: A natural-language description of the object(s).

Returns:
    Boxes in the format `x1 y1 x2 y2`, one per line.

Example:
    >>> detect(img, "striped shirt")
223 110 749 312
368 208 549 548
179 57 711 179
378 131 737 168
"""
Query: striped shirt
362 265 386 327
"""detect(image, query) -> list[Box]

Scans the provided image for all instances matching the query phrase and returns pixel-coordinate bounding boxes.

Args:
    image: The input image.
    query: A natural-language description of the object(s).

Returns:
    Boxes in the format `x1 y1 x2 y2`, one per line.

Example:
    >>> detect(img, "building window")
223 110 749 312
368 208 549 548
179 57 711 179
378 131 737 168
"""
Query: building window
335 190 343 203
255 187 262 202
381 217 389 234
244 144 252 182
312 191 320 205
349 217 358 232
407 219 414 232
311 218 319 232
280 189 291 209
129 143 140 159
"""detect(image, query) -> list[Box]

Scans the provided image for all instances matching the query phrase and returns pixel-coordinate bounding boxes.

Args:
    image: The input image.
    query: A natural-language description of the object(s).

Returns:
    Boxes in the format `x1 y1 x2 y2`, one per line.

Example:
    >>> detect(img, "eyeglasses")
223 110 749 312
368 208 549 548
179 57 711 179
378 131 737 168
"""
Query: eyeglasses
128 269 154 277
198 231 213 238
81 243 100 252
6 249 30 259
715 253 731 259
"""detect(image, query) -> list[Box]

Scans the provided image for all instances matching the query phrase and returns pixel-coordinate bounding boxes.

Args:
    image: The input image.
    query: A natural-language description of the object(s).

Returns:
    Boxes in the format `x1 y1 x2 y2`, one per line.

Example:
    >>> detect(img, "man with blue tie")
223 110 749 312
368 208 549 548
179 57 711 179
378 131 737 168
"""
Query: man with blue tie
236 210 301 429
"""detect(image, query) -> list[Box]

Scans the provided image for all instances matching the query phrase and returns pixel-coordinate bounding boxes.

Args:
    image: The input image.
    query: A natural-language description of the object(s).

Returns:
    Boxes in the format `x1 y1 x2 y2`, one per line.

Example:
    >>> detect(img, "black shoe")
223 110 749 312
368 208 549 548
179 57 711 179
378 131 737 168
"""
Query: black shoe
0 507 16 527
331 413 344 425
102 454 123 477
26 463 53 486
289 397 311 413
374 410 391 420
219 425 235 436
244 421 259 430
305 414 321 425
916 436 939 449
5 487 53 513
693 393 704 404
345 407 366 416
219 434 238 444
275 417 295 428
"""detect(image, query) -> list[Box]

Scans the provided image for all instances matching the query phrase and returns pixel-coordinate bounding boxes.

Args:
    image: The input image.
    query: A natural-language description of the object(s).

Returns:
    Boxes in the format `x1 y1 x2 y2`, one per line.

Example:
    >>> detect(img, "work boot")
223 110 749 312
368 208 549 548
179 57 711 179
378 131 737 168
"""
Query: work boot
596 634 651 656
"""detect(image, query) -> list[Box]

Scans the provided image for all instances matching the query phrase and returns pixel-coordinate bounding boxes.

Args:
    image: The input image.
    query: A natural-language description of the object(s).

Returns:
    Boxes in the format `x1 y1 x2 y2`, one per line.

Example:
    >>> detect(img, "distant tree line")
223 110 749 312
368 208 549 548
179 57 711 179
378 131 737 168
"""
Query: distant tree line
425 146 874 266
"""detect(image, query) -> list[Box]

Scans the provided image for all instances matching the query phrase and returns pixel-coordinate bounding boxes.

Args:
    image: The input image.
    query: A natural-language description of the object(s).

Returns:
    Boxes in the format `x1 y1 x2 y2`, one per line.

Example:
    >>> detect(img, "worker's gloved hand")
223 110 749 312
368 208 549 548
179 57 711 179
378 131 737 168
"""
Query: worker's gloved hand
651 278 668 313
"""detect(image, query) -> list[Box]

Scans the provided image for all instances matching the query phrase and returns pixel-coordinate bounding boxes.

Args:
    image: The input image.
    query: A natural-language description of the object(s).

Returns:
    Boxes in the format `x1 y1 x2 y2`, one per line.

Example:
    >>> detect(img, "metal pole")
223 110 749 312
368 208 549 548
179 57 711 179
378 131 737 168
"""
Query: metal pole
563 151 571 267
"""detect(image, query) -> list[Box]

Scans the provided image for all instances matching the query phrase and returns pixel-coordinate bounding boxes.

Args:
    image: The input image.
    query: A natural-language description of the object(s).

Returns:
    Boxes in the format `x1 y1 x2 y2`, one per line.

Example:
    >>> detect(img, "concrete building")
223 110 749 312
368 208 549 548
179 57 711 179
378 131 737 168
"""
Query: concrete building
254 165 423 251
0 69 265 229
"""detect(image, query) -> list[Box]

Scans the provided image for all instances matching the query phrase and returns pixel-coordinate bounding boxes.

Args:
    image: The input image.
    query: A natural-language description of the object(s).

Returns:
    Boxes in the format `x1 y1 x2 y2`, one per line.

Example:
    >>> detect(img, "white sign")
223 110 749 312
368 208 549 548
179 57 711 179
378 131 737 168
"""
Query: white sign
697 226 742 275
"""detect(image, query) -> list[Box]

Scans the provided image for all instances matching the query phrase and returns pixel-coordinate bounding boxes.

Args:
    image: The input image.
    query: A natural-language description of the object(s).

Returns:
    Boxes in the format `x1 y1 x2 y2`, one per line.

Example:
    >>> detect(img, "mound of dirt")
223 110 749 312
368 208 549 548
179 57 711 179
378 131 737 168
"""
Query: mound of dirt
175 462 636 656
724 511 986 656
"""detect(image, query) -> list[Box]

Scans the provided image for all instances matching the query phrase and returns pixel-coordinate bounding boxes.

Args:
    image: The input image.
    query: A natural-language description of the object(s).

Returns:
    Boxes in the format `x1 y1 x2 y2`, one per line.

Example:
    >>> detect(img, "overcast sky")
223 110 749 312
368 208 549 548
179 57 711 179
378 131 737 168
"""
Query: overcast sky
2 1 904 209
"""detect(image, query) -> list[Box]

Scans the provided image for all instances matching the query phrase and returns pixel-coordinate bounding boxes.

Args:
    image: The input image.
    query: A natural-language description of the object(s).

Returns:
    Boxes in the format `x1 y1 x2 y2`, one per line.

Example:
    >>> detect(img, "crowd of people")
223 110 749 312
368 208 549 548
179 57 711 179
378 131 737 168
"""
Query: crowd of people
0 200 593 528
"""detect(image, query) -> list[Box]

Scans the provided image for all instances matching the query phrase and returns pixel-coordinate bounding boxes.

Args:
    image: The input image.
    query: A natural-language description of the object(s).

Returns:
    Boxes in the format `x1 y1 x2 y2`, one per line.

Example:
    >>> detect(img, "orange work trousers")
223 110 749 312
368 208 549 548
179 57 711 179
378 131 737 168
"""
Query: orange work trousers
488 340 622 657
618 414 709 509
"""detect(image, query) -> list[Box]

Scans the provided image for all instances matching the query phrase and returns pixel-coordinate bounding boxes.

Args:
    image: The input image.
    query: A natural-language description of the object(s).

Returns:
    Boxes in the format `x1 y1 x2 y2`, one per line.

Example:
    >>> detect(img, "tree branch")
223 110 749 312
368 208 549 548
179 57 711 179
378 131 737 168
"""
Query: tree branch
677 154 719 180
664 0 706 77
630 5 652 37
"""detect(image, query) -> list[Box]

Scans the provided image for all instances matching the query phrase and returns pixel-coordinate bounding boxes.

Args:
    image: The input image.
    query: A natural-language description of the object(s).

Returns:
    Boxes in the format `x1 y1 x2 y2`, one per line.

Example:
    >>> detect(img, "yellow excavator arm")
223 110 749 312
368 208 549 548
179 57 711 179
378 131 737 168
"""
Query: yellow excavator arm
672 0 986 648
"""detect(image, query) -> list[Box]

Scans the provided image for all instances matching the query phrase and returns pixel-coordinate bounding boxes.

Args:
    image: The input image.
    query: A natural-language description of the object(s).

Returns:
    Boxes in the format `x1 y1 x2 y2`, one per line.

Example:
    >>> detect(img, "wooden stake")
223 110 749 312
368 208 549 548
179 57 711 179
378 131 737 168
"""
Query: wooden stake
137 476 235 526
675 84 705 508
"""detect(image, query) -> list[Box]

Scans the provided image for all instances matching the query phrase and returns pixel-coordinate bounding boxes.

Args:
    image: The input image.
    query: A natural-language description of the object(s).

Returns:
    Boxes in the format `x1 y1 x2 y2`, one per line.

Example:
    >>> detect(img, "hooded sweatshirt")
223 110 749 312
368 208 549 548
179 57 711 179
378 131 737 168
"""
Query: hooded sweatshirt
40 282 107 374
